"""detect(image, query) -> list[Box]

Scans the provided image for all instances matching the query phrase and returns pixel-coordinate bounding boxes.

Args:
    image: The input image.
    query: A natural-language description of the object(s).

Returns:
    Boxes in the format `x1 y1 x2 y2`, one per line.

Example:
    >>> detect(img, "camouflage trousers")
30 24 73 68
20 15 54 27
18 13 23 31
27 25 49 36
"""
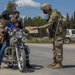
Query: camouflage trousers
51 31 66 63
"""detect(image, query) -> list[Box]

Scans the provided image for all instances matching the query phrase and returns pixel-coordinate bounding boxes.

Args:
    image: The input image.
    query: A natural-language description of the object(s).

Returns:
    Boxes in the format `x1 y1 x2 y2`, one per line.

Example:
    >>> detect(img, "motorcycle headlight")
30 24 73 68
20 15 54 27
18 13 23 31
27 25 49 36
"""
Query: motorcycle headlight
22 36 27 42
10 37 17 42
15 31 23 38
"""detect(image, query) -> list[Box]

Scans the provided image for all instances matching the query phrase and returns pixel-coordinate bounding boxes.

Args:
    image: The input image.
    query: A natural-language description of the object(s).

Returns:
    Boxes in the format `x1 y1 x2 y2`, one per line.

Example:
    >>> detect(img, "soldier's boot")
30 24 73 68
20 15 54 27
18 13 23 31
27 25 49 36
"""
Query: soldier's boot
52 62 62 69
47 62 57 68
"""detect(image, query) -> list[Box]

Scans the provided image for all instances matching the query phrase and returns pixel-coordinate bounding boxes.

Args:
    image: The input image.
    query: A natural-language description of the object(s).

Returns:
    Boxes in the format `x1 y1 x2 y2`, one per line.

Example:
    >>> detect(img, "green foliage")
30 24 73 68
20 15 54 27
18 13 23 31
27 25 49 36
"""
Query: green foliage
26 37 51 44
6 1 17 12
66 13 70 28
67 12 75 29
22 16 47 27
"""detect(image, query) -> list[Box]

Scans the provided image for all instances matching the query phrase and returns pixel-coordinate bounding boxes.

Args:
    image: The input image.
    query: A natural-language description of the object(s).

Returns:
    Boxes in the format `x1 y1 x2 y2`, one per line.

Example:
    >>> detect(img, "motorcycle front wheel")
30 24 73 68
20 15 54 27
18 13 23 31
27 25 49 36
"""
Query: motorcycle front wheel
17 49 26 72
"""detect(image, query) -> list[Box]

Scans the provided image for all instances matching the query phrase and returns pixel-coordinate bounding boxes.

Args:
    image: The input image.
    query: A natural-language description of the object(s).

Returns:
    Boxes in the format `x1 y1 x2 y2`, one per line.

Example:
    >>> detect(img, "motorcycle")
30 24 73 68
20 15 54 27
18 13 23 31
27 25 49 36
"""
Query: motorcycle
3 28 29 72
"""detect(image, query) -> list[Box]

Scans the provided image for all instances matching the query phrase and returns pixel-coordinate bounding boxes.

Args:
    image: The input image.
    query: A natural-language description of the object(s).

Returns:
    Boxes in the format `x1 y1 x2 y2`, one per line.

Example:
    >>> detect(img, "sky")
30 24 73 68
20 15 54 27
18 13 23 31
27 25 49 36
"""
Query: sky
0 0 75 18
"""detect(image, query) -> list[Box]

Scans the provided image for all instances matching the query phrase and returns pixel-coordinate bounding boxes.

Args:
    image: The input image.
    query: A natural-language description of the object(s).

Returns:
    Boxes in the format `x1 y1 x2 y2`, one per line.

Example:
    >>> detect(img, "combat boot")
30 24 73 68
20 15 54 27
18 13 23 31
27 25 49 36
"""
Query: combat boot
52 62 62 69
47 62 56 68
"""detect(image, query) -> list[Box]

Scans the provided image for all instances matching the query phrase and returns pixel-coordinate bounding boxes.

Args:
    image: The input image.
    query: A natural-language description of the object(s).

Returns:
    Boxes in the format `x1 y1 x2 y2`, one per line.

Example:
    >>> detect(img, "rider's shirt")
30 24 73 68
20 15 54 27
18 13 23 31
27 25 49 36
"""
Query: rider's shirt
8 24 20 34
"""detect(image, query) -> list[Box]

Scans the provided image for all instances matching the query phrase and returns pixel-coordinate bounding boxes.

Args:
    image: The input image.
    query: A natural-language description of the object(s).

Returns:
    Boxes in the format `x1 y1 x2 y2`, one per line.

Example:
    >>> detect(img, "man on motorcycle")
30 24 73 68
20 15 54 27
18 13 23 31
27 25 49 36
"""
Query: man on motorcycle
0 11 32 69
8 20 32 68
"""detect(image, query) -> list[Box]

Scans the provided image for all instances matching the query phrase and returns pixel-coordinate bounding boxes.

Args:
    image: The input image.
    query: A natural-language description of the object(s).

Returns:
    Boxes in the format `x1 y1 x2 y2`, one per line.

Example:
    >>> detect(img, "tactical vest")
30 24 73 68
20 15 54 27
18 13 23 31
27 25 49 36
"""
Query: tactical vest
48 10 67 37
56 11 68 35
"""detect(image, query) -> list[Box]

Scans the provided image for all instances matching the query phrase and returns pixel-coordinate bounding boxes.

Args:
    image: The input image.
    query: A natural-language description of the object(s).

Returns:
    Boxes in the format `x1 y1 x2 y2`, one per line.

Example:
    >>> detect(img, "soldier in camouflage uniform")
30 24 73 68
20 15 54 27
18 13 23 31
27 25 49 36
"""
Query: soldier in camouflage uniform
0 17 5 46
0 17 6 69
32 3 67 69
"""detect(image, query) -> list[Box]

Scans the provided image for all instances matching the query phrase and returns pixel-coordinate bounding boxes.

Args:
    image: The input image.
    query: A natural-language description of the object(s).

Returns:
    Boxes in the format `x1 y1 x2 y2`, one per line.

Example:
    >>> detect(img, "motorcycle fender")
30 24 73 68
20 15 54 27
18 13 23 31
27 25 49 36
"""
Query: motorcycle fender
19 46 25 49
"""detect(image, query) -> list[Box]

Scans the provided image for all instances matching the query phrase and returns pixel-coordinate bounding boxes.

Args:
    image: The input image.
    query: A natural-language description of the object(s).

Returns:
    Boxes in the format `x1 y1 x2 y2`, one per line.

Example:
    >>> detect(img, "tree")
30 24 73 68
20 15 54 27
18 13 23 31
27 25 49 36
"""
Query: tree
6 0 17 12
66 13 70 28
33 16 47 26
70 16 74 29
73 11 75 28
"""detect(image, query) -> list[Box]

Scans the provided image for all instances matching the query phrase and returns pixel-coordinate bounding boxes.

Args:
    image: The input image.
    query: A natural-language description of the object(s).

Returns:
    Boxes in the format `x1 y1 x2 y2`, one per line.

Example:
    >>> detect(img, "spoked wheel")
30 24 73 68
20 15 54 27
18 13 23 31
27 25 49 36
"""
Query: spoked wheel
17 49 26 72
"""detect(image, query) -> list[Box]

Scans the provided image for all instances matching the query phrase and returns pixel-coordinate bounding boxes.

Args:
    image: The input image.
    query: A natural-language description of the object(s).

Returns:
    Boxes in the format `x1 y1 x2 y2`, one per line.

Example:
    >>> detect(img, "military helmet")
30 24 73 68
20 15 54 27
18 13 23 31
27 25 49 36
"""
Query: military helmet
41 3 51 11
2 10 12 20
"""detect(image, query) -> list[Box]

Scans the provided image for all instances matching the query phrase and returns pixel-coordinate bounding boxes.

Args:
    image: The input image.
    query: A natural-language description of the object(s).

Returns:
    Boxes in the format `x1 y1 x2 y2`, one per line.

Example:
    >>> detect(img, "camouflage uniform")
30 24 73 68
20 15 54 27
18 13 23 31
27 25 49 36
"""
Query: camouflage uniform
40 3 67 69
0 19 5 44
0 19 5 68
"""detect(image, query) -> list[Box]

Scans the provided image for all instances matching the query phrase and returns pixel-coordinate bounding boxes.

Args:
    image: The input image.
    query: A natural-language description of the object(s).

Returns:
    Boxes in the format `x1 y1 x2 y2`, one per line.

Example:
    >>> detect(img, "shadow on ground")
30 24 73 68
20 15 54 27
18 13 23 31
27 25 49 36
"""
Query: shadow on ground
2 64 44 73
63 65 75 68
